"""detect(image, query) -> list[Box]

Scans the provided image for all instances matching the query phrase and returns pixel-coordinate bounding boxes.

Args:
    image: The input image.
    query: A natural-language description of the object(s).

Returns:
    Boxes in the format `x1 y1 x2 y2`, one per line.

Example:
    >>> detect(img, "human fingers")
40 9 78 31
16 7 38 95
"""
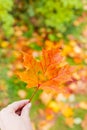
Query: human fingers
21 103 31 118
5 100 29 113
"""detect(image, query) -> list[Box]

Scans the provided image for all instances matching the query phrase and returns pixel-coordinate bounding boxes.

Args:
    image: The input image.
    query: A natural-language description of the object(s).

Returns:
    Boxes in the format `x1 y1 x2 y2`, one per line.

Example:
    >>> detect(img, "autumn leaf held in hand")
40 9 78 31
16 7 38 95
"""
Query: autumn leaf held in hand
17 48 74 93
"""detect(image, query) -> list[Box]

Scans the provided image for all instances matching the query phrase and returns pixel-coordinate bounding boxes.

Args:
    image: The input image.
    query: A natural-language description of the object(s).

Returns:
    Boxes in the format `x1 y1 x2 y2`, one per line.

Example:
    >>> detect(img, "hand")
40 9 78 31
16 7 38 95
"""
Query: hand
0 100 32 130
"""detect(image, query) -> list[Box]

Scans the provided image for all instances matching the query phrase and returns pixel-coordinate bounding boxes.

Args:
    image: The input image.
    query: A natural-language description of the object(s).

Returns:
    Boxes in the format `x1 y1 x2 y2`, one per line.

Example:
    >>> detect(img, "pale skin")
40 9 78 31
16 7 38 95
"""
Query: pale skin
0 100 32 130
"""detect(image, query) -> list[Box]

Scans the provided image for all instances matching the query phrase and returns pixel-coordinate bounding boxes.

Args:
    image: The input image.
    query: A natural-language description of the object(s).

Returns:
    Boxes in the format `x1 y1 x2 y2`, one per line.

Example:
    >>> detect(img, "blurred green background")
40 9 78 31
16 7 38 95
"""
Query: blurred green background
0 0 87 130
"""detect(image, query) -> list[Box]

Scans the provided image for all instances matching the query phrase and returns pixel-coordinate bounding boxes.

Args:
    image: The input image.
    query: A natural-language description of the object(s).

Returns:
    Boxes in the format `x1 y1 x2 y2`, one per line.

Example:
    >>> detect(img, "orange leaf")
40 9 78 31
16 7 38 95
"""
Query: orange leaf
17 48 74 92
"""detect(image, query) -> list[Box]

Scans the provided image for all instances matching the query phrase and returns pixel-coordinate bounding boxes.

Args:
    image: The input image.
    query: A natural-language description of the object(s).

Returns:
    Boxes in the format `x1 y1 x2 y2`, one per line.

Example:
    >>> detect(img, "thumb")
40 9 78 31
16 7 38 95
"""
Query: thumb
21 103 31 119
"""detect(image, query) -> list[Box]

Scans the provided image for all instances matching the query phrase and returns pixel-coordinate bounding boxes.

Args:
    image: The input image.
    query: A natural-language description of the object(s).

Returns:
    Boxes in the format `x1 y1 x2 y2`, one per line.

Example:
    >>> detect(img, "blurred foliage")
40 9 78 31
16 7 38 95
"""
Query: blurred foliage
28 0 83 29
0 0 87 38
0 0 14 37
20 0 86 39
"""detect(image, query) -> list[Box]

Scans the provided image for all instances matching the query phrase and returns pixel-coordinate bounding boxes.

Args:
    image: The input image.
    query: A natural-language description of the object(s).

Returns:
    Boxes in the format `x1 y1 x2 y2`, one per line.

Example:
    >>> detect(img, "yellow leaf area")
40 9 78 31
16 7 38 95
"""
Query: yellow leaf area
79 101 87 110
48 101 64 113
17 48 73 92
65 117 74 128
62 105 73 117
46 101 73 118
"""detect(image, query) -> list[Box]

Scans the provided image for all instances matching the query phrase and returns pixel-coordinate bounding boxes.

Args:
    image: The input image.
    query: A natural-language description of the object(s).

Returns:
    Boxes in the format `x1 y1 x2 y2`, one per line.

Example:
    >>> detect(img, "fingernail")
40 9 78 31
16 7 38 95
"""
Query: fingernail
27 103 31 108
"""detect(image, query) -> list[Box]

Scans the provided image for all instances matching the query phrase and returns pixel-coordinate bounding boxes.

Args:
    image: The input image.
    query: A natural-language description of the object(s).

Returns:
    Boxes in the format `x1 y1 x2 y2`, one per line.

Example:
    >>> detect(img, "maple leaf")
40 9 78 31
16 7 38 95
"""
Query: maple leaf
17 48 73 93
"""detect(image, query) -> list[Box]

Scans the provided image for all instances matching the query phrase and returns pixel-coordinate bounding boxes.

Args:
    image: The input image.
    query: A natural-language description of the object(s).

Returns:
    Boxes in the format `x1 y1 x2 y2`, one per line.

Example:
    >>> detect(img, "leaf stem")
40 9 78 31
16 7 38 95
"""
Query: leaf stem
29 84 40 102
